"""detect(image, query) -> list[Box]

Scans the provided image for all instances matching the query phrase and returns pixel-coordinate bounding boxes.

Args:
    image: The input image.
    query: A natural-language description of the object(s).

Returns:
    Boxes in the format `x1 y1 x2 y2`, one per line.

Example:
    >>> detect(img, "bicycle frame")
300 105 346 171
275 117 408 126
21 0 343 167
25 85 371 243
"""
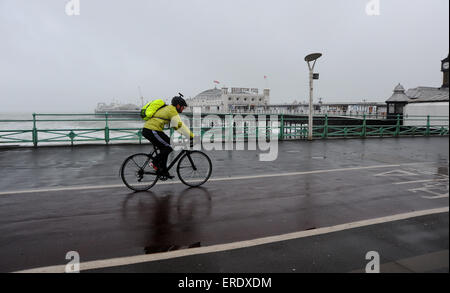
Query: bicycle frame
167 149 190 171
144 149 197 175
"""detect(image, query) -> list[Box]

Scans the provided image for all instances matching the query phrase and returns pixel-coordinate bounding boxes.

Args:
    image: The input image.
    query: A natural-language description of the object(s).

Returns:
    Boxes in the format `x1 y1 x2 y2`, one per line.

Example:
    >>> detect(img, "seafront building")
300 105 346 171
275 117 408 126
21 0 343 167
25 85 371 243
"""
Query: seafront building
185 86 386 117
386 54 449 125
186 87 270 113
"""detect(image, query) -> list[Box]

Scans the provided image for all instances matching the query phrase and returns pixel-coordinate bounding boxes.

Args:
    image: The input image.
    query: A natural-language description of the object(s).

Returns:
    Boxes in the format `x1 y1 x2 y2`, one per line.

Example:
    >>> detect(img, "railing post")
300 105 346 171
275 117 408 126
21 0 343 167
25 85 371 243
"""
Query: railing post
68 131 76 146
32 113 38 147
279 114 284 141
229 114 234 142
256 116 259 139
137 129 142 144
104 112 110 144
395 114 400 137
362 114 366 138
244 122 248 140
426 115 430 136
323 114 328 138
170 127 174 142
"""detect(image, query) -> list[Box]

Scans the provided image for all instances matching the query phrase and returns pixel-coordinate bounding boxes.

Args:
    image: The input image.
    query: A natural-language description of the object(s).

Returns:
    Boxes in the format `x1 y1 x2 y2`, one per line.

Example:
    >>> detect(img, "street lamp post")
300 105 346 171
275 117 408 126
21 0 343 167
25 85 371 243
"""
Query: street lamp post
304 53 322 141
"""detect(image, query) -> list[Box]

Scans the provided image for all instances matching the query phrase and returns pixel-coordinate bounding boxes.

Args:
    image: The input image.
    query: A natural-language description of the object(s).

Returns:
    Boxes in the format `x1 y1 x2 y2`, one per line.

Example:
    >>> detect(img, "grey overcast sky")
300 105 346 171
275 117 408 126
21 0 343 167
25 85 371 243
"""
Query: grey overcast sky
0 0 449 112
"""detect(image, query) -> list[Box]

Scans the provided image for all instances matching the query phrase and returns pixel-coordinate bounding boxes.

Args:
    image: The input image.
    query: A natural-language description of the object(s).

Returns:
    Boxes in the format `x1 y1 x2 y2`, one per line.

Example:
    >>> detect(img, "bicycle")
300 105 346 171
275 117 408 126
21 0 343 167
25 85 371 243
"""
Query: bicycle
120 145 212 191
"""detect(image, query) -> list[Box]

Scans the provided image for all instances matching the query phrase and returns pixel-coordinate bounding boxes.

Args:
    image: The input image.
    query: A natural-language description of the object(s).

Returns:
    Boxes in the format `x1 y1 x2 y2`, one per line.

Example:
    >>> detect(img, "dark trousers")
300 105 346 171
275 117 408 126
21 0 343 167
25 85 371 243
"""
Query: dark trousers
142 128 173 171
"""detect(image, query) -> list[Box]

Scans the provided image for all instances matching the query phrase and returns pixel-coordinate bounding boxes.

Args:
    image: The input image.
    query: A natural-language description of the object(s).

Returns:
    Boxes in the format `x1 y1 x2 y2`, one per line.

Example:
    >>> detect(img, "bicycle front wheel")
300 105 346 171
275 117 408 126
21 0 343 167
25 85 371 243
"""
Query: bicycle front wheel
177 151 212 187
120 153 158 191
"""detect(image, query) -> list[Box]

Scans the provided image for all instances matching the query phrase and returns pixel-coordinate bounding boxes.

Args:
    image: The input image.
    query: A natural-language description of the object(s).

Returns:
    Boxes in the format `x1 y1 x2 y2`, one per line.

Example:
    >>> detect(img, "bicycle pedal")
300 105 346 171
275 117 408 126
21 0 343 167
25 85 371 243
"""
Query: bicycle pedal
159 175 174 181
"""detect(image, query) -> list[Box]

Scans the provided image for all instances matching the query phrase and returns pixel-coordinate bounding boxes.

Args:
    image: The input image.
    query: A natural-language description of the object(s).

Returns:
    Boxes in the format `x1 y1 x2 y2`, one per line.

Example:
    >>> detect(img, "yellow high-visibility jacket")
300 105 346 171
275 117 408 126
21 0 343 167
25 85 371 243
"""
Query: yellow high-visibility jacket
144 105 194 138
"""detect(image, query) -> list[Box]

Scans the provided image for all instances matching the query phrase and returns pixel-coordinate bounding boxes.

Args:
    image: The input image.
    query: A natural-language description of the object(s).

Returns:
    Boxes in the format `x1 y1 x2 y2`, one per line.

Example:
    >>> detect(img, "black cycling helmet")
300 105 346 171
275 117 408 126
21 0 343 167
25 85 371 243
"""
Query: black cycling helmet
171 93 187 107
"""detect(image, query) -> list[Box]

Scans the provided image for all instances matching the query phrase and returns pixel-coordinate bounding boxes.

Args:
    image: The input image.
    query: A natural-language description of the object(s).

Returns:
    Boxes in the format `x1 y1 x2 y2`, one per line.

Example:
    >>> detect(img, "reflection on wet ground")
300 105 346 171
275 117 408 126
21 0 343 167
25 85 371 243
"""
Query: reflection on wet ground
438 166 448 176
121 187 211 255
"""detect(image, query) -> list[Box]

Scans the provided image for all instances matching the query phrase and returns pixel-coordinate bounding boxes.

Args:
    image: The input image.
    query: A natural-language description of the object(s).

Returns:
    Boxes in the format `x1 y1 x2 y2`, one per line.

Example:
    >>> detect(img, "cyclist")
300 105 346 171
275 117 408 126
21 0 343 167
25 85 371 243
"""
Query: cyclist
142 95 194 178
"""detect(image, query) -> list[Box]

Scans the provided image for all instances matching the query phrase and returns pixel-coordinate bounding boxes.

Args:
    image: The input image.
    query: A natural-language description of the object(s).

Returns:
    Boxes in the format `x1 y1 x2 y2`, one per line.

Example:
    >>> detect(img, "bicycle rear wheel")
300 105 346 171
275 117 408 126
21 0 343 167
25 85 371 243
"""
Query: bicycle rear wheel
121 153 158 191
177 151 212 187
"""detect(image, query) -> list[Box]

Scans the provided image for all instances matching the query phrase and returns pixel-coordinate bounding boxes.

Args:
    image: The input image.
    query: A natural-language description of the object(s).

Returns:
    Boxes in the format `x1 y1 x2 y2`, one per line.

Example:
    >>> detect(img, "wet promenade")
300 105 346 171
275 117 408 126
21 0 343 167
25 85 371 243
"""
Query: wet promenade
0 137 448 273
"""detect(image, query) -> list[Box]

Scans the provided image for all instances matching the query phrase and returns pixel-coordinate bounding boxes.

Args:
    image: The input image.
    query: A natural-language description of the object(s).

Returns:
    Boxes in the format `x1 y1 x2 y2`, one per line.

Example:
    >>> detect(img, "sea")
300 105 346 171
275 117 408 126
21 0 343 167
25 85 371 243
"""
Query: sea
0 112 282 147
0 112 145 147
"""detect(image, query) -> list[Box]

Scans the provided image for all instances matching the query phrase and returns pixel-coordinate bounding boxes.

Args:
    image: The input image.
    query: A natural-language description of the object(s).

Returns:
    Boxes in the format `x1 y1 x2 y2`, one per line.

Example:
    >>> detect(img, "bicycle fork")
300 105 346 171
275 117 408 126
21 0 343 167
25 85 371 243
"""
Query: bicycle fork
186 152 198 171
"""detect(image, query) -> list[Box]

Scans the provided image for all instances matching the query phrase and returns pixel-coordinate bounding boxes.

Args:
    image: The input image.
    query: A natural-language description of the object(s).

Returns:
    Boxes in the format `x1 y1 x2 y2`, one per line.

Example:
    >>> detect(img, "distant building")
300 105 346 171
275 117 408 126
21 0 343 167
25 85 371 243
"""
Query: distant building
186 86 385 116
95 101 140 114
385 53 449 124
385 84 410 117
186 87 270 112
262 101 386 117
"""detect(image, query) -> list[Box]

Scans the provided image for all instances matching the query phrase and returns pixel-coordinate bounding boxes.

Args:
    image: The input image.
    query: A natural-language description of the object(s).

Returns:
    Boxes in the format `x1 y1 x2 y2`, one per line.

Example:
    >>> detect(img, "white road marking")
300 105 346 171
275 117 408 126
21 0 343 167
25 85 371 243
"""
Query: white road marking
0 162 440 196
0 164 401 196
408 181 449 199
394 178 449 185
374 169 419 177
394 162 437 166
421 194 449 200
14 206 449 273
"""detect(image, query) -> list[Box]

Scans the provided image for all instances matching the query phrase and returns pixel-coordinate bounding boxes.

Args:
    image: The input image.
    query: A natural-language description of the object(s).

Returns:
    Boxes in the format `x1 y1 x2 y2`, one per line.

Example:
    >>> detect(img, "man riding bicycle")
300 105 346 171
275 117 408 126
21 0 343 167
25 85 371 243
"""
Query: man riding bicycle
142 95 194 178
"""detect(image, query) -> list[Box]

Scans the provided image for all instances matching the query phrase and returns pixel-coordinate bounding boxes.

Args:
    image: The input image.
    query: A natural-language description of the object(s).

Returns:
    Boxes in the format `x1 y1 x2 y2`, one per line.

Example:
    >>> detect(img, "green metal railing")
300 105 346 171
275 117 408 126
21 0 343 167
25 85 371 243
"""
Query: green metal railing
0 112 448 147
277 113 449 140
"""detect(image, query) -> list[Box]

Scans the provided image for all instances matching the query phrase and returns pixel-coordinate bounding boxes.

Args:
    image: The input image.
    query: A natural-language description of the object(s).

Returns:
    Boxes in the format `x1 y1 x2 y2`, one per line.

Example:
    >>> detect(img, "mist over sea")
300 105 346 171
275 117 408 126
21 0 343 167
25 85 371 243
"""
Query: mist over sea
0 112 278 147
0 112 145 146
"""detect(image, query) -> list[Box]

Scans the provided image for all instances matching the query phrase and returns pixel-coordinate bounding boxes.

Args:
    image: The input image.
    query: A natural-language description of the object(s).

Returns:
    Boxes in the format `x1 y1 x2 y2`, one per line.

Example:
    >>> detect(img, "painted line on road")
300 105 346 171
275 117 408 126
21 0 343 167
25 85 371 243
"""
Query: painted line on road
394 178 449 185
0 162 438 196
14 206 449 273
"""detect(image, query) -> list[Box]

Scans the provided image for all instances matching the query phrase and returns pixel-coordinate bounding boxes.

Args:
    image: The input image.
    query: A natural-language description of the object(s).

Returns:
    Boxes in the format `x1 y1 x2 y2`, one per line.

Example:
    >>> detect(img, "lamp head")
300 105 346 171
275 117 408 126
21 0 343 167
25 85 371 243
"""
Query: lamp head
304 53 322 62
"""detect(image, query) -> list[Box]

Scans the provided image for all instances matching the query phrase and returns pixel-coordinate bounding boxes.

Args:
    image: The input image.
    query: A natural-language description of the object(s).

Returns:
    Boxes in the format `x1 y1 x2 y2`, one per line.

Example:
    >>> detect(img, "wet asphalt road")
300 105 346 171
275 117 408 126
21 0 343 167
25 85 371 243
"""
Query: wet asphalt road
0 137 448 273
83 212 449 273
